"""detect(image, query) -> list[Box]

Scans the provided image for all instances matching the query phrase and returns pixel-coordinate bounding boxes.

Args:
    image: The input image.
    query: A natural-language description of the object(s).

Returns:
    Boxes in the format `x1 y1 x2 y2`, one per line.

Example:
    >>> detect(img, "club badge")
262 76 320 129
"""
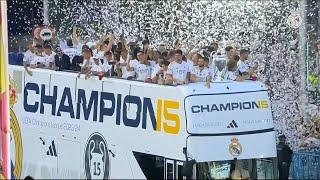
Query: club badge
229 137 242 157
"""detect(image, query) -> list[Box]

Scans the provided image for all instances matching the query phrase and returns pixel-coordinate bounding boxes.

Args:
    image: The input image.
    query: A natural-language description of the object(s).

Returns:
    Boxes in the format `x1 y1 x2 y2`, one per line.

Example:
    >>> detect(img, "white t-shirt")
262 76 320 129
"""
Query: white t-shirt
23 50 34 64
191 66 211 82
237 60 250 74
127 59 139 77
186 59 194 72
91 62 104 73
167 61 190 82
102 62 112 74
151 64 161 79
30 55 46 65
42 52 56 67
224 70 239 81
134 63 152 81
81 58 94 68
63 47 79 61
120 57 129 79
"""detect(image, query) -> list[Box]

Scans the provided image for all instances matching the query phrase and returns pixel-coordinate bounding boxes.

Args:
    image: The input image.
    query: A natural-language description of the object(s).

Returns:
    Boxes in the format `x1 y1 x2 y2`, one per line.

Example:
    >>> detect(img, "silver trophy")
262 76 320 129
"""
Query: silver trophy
211 55 227 81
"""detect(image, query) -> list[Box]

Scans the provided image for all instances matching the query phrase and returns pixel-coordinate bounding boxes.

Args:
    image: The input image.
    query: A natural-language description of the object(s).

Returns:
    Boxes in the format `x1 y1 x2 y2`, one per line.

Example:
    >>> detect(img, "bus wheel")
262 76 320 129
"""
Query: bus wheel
24 176 34 180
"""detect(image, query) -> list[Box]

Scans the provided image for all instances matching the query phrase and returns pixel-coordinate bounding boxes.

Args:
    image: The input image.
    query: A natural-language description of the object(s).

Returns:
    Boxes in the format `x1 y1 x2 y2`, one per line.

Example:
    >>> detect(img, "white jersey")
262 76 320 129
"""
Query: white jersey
167 61 190 82
120 57 129 79
91 62 105 73
63 47 79 61
191 66 211 82
42 52 56 67
134 63 152 81
224 70 239 81
23 50 34 64
237 60 250 74
151 64 161 79
127 59 139 77
186 59 194 72
30 55 46 65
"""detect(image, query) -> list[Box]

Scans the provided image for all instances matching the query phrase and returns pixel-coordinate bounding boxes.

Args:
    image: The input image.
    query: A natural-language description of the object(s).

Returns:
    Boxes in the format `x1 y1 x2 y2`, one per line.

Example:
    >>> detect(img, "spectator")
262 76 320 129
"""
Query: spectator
277 135 293 180
237 48 257 78
23 42 35 76
166 49 190 85
42 44 55 69
225 60 244 81
190 56 211 88
53 47 71 71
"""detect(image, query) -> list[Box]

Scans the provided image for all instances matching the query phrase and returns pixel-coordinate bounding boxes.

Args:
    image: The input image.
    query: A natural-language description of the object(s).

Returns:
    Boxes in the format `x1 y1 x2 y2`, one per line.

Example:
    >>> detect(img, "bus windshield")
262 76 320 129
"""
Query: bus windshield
195 158 278 179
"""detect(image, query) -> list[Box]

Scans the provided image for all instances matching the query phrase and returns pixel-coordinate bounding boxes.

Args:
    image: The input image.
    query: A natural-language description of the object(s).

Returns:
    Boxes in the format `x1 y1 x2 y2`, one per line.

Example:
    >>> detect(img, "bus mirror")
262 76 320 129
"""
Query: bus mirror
182 159 196 178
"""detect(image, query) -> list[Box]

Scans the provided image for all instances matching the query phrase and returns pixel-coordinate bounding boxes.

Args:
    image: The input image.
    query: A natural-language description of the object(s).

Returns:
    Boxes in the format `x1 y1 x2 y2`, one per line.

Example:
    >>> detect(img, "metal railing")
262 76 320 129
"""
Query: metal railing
290 151 320 179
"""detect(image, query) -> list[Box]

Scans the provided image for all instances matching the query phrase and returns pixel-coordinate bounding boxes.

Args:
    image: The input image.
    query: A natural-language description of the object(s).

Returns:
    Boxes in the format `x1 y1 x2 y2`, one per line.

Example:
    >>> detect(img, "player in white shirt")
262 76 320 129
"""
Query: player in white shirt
166 49 191 85
151 56 165 80
30 44 46 68
237 49 258 79
42 44 56 69
190 56 211 88
23 42 35 76
91 56 105 76
225 60 244 81
128 51 152 82
77 48 93 79
63 39 79 62
152 60 170 85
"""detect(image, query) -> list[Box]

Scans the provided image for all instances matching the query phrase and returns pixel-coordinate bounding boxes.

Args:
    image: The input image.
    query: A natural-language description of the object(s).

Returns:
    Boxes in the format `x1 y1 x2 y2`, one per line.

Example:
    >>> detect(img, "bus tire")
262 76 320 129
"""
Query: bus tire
24 175 34 180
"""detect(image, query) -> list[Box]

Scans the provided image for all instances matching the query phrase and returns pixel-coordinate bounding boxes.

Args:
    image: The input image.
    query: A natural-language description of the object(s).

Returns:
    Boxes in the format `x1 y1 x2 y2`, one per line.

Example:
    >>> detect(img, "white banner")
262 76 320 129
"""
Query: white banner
185 91 274 134
187 131 277 162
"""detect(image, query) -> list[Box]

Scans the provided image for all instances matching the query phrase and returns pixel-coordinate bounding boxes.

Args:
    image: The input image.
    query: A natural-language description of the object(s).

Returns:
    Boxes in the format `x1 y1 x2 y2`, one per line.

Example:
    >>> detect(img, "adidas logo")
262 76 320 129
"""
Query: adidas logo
46 140 57 157
227 120 238 128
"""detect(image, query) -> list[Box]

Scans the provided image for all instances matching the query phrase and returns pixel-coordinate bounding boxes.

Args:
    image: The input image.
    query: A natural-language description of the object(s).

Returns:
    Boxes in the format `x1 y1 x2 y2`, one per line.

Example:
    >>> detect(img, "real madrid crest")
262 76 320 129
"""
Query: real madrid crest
9 76 23 179
229 137 242 157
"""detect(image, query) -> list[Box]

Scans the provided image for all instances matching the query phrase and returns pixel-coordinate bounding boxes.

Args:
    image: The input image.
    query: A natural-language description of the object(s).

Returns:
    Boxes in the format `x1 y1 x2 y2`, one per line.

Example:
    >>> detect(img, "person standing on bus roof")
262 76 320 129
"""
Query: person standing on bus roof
190 56 211 88
277 135 293 180
127 51 152 82
53 47 71 71
166 49 191 85
23 42 35 76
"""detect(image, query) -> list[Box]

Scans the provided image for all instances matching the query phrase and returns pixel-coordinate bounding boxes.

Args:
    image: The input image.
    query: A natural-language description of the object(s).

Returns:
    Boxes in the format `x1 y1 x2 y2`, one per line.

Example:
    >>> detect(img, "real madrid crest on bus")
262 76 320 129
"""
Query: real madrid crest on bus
84 132 110 179
229 137 243 157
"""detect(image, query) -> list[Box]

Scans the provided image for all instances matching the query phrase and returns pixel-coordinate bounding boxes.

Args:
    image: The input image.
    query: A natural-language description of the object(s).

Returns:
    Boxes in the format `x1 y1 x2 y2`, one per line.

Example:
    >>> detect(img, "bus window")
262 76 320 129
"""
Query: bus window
176 161 184 179
195 158 277 179
166 159 174 179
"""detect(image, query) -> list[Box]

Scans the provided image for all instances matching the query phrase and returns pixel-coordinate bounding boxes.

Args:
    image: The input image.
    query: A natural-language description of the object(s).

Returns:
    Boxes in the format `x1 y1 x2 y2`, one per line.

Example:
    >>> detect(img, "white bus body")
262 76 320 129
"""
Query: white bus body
8 65 277 179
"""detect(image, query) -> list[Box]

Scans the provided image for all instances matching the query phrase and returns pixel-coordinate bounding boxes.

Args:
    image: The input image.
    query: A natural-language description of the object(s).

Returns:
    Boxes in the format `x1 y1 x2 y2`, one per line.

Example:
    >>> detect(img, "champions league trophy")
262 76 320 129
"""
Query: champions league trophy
211 55 227 81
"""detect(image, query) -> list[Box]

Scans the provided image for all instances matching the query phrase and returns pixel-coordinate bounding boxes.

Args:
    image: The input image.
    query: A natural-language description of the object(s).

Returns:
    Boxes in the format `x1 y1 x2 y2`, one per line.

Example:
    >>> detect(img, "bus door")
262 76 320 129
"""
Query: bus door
165 159 185 180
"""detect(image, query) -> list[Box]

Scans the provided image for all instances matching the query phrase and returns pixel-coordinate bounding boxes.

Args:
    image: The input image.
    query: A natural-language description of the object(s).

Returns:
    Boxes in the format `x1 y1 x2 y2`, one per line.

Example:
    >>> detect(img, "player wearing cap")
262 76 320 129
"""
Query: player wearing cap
53 47 71 71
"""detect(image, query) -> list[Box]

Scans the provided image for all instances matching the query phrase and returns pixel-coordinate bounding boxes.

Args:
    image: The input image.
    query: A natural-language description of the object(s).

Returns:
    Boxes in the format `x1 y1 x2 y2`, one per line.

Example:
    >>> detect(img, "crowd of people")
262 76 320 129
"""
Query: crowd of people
22 26 258 87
